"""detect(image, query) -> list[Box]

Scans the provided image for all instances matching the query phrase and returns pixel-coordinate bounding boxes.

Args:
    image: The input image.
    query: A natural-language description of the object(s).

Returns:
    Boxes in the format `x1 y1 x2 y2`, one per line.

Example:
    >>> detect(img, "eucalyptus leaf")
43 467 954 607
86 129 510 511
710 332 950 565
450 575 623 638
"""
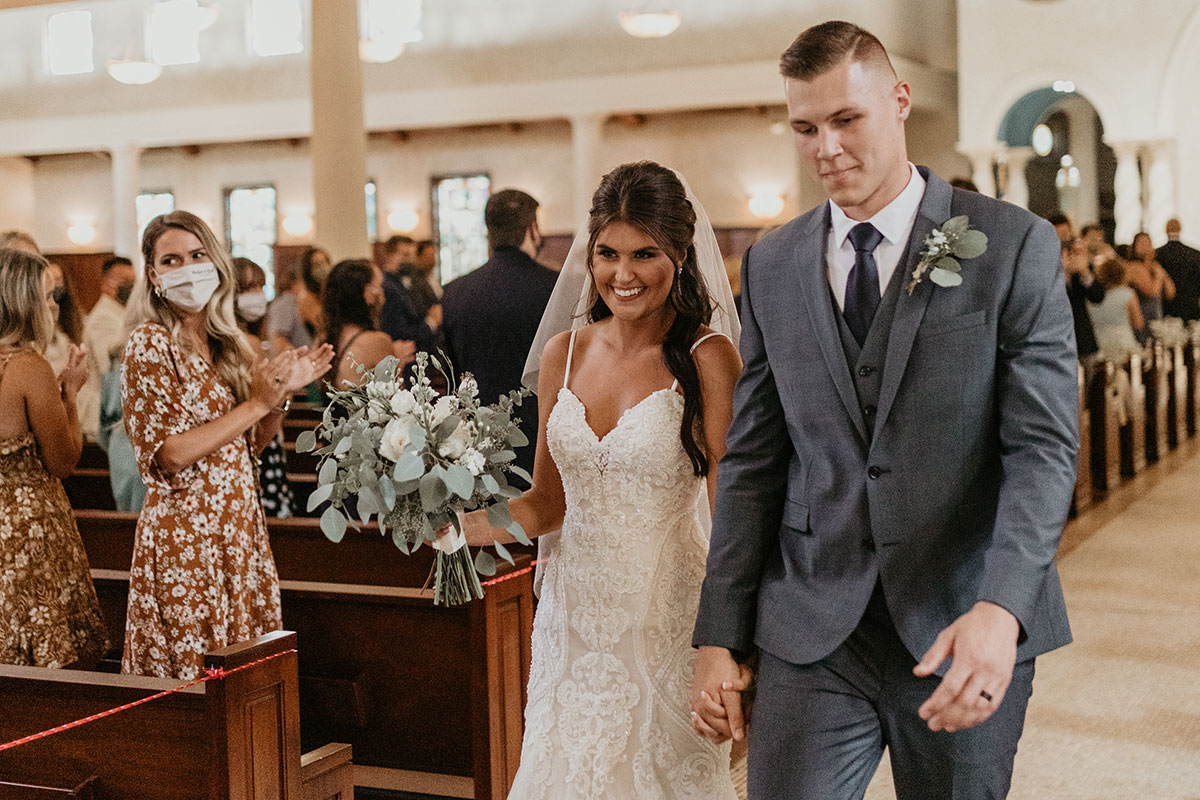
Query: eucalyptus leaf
509 428 529 448
419 470 449 512
941 215 970 236
489 449 517 464
486 502 513 528
444 464 475 500
380 476 396 511
437 414 461 439
498 484 522 499
391 526 410 554
935 256 961 272
357 488 379 524
481 474 500 494
506 518 532 546
930 268 964 287
493 540 515 566
320 506 347 543
393 452 425 482
408 423 427 452
318 457 338 487
306 482 333 512
296 430 318 453
373 355 399 382
474 549 497 577
394 478 420 495
334 436 353 456
509 465 533 485
951 230 988 260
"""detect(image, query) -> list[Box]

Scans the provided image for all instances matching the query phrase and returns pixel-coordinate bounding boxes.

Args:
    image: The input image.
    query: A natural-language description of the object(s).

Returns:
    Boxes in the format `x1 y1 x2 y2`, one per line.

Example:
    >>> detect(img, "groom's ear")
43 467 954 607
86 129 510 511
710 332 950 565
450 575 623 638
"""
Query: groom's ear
893 80 913 122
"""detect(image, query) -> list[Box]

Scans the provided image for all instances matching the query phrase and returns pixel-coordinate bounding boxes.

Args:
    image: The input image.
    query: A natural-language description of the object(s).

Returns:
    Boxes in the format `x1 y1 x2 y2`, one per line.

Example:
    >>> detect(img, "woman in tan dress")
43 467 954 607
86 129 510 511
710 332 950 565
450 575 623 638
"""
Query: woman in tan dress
0 247 109 668
122 211 332 679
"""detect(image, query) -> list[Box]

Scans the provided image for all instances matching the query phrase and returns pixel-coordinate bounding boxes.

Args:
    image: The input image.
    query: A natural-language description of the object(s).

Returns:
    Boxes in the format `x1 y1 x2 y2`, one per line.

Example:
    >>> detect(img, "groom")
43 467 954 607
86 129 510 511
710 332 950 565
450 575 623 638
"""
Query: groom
692 21 1077 799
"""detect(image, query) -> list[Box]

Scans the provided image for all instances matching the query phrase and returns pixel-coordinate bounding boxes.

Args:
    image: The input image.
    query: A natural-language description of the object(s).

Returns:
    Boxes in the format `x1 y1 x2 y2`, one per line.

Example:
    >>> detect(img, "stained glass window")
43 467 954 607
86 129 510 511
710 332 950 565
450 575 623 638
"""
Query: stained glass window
432 174 490 283
225 185 278 298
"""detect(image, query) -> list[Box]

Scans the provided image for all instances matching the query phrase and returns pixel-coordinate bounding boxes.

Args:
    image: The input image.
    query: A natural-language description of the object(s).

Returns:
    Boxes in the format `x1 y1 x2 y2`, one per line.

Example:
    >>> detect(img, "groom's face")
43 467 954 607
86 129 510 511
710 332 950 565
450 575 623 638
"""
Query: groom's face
786 56 912 220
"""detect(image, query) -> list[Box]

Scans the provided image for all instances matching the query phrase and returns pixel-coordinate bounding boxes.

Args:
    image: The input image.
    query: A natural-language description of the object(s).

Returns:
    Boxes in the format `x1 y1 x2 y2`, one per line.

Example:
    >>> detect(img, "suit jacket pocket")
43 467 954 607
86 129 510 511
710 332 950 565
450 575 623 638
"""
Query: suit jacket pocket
917 308 988 340
782 498 810 532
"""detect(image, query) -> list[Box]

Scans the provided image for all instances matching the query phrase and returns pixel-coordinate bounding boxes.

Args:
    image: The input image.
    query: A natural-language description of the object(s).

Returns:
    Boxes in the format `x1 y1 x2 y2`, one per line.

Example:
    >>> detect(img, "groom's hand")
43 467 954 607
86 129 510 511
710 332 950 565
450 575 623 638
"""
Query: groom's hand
914 601 1020 733
691 646 752 743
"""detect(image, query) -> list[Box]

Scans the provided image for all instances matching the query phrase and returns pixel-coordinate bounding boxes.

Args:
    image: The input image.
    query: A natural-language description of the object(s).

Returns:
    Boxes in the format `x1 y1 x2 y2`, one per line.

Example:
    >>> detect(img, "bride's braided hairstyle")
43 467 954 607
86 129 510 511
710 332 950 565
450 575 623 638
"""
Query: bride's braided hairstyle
584 161 715 476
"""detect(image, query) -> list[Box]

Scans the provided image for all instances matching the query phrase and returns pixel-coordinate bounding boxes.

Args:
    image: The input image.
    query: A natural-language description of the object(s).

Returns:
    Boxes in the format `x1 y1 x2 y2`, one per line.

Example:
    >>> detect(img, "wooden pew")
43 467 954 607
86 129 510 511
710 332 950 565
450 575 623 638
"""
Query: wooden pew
0 632 354 800
76 511 534 800
1087 359 1122 495
1143 341 1170 463
1167 341 1188 449
1071 362 1093 514
1186 332 1200 438
1120 352 1147 477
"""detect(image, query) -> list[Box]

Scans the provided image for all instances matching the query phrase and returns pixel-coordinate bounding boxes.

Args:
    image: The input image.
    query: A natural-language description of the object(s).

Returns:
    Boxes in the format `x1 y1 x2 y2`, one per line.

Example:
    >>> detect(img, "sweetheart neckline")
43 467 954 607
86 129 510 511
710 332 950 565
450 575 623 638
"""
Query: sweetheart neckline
556 386 680 445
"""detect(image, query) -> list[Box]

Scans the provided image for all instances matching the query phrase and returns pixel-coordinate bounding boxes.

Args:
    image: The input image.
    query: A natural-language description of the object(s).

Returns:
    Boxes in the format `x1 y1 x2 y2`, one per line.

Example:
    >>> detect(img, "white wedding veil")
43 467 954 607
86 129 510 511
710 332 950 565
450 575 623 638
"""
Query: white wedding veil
520 166 741 593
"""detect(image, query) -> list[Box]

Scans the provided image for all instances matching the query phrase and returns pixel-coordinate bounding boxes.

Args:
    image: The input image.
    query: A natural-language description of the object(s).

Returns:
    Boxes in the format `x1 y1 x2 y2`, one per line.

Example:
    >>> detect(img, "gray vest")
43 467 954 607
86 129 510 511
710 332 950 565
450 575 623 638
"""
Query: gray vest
832 261 907 442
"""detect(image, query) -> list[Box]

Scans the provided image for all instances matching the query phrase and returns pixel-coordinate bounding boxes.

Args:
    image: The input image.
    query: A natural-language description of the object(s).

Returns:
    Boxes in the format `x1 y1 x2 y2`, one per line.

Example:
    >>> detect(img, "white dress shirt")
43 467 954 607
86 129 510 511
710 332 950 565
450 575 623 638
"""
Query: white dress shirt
826 164 926 311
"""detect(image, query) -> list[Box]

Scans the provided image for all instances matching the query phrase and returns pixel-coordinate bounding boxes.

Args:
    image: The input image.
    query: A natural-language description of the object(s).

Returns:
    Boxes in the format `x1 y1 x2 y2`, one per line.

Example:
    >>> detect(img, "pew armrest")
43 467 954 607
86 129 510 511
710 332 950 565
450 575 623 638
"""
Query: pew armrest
300 743 354 800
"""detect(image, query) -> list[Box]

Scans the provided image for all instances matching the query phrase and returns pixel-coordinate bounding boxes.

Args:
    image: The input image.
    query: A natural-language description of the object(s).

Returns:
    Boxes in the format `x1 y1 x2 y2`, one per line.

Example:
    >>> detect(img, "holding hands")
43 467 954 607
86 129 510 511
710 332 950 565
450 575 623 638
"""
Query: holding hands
914 600 1020 732
691 646 754 744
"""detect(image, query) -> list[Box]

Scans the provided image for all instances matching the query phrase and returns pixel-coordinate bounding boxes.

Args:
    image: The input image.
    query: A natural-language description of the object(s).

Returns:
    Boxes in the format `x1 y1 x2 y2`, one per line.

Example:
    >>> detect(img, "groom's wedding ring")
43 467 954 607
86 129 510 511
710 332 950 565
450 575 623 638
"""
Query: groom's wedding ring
979 690 994 703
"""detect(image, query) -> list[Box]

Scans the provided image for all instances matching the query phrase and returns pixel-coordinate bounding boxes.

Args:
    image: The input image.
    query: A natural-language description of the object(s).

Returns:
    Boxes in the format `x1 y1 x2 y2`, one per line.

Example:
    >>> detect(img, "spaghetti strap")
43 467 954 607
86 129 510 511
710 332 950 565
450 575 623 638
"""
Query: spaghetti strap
563 329 579 390
670 332 730 392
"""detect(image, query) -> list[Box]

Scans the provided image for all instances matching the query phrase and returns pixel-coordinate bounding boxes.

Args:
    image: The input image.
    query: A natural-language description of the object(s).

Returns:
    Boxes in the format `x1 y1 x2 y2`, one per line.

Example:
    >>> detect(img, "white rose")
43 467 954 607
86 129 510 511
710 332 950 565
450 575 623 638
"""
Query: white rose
367 380 398 402
367 400 390 425
438 422 474 460
431 395 458 427
390 389 416 417
458 375 479 398
379 417 411 462
460 448 487 476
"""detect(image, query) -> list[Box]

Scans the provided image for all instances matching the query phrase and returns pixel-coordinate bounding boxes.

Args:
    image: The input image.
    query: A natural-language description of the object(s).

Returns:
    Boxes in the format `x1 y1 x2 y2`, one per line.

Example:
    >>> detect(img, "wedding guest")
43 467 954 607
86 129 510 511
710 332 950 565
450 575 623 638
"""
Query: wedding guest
1158 218 1200 322
0 230 39 254
1126 231 1175 325
1089 257 1145 357
1047 211 1075 244
441 189 558 485
0 247 109 668
380 235 440 355
44 261 84 375
97 345 146 512
1063 238 1104 361
235 257 294 518
267 246 329 354
80 256 136 439
121 211 332 679
322 259 414 392
416 239 442 299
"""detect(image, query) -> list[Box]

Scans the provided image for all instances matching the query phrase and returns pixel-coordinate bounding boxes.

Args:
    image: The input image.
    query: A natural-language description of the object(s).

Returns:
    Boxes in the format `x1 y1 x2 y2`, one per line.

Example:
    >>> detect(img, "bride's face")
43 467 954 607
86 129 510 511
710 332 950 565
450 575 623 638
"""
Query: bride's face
591 221 676 322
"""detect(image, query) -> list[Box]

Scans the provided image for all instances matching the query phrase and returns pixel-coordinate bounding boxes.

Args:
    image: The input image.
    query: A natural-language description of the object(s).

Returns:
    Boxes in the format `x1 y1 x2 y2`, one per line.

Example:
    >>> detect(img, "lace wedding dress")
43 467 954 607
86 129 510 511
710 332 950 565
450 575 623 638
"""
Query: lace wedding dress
507 331 737 800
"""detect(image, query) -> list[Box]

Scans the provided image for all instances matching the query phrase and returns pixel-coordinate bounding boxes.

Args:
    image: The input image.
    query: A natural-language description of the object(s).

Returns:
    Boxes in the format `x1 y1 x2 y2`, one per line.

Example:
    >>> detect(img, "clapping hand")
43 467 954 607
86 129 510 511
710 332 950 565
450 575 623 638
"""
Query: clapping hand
690 646 754 743
57 343 89 400
913 601 1020 732
282 343 335 391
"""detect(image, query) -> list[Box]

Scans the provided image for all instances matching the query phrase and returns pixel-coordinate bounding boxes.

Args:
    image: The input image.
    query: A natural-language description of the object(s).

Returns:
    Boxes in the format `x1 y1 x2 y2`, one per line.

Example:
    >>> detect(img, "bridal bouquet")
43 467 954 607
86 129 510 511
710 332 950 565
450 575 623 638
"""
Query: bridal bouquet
297 351 533 606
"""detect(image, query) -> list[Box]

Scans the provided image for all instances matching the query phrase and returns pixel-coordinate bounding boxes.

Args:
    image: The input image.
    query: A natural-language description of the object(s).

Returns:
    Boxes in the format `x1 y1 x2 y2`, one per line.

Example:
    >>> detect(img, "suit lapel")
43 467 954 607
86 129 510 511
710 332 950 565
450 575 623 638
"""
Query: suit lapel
793 204 869 445
873 168 954 438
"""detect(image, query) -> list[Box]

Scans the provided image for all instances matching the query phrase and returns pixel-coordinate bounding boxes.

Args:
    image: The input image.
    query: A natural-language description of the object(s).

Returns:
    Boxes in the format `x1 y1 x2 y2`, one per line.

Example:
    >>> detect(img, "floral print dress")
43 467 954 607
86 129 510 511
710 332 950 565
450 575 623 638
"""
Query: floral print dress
0 352 109 668
121 323 282 679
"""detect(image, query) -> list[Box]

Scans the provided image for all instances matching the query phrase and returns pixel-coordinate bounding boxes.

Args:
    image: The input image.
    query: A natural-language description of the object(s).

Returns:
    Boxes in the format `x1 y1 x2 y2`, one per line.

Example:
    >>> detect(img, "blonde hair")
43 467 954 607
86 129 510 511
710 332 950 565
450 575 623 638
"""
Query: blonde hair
0 248 54 352
0 230 39 254
127 211 256 401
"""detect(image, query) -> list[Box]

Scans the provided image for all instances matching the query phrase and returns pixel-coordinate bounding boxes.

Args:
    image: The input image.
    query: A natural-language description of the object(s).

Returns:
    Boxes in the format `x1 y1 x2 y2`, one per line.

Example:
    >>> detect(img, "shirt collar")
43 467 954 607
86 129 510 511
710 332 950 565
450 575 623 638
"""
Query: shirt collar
829 163 926 248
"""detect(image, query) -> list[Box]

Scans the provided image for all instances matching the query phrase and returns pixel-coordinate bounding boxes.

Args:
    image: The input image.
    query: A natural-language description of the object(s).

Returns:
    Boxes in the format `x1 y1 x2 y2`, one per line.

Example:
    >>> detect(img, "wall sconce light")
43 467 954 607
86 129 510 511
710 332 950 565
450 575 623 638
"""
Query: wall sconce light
619 8 682 38
748 193 785 221
281 211 314 237
66 221 96 246
387 205 420 233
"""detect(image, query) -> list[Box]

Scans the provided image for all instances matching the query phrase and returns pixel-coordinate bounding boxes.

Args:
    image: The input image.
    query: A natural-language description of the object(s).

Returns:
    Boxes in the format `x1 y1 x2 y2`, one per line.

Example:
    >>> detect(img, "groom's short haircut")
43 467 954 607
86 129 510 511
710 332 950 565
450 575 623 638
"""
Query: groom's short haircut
485 189 540 250
779 20 895 81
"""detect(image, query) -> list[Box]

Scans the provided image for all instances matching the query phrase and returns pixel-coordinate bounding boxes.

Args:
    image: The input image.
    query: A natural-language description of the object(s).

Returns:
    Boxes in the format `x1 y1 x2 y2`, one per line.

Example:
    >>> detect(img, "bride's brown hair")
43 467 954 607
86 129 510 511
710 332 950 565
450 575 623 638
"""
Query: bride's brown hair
585 161 714 476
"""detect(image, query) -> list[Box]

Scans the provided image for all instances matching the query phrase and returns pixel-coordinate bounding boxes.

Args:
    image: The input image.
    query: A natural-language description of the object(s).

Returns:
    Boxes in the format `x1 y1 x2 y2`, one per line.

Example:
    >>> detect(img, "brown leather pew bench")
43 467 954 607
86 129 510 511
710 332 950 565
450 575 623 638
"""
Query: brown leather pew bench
1144 341 1170 464
0 631 353 800
1166 339 1188 449
1086 358 1123 496
1186 330 1200 437
76 510 535 800
1119 352 1148 478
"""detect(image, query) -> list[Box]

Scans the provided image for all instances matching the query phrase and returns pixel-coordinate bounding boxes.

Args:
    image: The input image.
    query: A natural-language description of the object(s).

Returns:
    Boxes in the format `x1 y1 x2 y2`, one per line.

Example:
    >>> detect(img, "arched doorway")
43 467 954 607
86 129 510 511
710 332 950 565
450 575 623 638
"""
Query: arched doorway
999 87 1115 237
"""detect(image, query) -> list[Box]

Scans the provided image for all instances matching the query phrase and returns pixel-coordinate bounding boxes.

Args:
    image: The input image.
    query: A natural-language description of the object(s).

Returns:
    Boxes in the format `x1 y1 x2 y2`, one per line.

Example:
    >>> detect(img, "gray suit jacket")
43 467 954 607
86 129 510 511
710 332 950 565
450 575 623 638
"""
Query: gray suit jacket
694 169 1077 669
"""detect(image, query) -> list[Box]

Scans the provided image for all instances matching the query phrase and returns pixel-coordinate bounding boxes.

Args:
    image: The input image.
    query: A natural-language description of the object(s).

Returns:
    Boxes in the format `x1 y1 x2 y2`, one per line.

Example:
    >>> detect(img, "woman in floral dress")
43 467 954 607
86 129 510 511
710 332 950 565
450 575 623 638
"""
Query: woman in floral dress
0 247 109 668
121 211 332 679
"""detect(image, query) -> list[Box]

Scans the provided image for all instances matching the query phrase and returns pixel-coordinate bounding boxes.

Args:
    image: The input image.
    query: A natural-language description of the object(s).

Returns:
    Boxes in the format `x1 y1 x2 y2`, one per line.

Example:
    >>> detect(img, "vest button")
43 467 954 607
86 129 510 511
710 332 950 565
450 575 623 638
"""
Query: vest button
868 466 884 479
858 365 874 377
863 405 877 416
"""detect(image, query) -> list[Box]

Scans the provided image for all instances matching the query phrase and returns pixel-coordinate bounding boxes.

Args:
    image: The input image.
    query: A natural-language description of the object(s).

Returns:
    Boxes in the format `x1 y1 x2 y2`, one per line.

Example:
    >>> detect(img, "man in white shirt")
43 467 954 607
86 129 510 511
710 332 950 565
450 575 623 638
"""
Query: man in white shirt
80 256 135 439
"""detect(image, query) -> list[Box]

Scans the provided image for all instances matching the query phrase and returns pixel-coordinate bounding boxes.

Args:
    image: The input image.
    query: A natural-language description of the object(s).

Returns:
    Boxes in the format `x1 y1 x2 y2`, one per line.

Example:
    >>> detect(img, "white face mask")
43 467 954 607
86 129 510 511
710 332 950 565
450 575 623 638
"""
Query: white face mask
157 262 220 313
236 291 268 322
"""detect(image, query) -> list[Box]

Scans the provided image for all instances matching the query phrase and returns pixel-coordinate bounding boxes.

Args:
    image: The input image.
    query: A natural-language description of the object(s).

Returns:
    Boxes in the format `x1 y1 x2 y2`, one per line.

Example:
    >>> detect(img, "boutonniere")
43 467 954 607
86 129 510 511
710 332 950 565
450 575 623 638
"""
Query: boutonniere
906 215 988 295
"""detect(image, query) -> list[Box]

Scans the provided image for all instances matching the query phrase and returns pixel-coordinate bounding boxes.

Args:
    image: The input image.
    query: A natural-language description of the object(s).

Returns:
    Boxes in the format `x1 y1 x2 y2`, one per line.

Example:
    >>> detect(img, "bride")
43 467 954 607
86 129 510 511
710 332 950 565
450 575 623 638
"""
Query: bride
453 161 744 799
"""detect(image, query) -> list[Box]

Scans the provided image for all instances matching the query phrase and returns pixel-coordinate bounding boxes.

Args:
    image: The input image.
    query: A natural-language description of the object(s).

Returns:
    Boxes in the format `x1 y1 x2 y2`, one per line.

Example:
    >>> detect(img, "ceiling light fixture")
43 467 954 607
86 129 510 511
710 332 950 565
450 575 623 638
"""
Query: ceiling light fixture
107 59 163 85
196 1 219 31
619 9 682 38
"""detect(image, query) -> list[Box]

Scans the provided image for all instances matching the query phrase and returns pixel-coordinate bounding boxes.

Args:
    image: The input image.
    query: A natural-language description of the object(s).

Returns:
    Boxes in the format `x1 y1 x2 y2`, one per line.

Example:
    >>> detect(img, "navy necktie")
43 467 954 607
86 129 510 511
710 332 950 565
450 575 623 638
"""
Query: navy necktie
844 222 884 346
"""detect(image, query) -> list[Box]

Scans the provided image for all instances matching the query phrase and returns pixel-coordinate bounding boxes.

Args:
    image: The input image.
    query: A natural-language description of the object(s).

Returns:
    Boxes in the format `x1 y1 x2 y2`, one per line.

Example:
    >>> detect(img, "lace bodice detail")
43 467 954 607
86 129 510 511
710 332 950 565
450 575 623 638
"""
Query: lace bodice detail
506 332 734 800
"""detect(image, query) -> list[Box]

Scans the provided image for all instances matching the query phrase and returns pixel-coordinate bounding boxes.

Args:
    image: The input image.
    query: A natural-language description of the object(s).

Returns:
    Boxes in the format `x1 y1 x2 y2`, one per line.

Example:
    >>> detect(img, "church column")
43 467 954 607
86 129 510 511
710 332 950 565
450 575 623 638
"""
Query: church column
1001 146 1034 209
570 113 605 224
1060 97 1099 227
110 143 142 261
310 0 369 260
1143 140 1177 244
1110 140 1144 245
959 146 998 198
